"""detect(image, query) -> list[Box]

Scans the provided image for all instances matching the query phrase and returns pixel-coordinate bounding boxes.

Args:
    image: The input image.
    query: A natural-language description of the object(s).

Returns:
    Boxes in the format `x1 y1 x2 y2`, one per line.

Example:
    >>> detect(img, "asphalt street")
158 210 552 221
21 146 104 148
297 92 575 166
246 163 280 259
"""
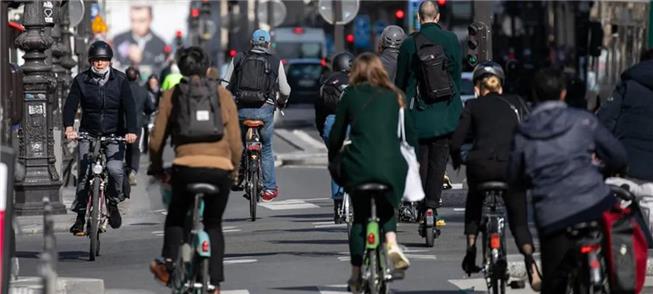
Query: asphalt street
12 106 649 293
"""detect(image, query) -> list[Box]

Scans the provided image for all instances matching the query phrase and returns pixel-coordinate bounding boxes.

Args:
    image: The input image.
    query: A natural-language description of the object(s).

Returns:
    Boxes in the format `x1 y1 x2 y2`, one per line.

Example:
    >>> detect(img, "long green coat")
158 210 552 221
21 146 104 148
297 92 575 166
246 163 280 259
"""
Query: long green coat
327 83 418 207
395 23 463 139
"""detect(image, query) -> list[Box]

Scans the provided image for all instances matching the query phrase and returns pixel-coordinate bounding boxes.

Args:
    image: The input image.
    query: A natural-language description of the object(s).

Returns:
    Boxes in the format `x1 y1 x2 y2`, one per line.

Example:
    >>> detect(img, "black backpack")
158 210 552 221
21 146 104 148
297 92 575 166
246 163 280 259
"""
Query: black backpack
320 72 348 114
170 78 224 146
231 52 279 107
414 33 455 104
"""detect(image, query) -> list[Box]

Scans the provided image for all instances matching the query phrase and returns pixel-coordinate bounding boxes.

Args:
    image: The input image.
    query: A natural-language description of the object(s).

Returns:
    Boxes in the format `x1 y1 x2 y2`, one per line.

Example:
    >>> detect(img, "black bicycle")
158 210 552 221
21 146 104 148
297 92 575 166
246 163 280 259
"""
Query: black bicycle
478 181 509 294
242 119 264 221
77 132 126 261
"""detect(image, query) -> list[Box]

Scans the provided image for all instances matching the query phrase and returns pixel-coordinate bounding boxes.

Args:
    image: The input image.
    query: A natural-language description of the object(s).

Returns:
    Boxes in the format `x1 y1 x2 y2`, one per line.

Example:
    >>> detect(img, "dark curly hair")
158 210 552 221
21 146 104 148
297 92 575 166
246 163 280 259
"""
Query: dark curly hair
176 46 208 77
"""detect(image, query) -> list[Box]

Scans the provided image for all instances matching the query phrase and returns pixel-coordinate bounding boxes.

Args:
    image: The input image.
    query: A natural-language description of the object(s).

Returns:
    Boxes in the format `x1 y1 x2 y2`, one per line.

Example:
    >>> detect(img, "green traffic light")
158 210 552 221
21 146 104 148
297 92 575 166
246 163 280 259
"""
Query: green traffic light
467 55 478 66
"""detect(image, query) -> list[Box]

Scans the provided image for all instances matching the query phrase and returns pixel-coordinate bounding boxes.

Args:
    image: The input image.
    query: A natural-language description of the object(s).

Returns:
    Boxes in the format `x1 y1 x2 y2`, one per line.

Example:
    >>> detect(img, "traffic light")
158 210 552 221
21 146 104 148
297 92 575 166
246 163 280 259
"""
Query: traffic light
394 9 405 26
437 0 446 6
466 22 489 67
346 34 355 44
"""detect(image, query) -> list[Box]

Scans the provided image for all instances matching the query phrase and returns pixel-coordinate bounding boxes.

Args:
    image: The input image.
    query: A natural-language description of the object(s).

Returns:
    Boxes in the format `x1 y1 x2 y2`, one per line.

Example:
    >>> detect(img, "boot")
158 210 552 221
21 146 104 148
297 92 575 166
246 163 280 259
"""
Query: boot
462 245 481 276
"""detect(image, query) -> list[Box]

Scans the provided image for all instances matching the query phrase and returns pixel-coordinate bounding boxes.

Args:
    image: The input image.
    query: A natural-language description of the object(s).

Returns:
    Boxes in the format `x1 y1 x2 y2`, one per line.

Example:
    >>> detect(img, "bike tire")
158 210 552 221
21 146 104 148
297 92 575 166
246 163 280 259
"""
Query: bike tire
248 162 258 222
368 250 379 294
425 224 434 247
89 178 100 261
201 258 210 294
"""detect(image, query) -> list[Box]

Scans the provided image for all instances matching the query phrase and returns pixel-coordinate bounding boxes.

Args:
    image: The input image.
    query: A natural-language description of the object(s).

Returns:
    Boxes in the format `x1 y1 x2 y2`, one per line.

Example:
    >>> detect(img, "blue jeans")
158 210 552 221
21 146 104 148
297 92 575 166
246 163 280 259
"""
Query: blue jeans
74 140 125 213
322 115 344 200
239 104 276 191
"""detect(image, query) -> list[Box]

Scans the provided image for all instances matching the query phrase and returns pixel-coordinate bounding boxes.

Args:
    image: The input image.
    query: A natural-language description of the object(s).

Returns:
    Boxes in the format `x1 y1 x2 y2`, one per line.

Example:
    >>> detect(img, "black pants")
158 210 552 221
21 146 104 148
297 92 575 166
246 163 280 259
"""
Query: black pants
162 165 231 285
540 228 581 294
465 161 533 250
125 142 140 173
349 191 397 266
418 137 449 210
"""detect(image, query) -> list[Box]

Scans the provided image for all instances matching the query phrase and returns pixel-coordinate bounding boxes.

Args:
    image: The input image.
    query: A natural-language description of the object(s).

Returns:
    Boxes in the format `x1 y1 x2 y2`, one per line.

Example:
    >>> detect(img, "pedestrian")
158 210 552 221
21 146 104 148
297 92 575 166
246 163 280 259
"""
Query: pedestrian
328 53 415 291
221 29 291 202
508 68 628 293
148 46 242 294
125 66 155 185
63 40 139 235
395 0 462 231
142 74 160 154
449 62 540 290
378 25 405 82
598 48 653 183
315 51 354 222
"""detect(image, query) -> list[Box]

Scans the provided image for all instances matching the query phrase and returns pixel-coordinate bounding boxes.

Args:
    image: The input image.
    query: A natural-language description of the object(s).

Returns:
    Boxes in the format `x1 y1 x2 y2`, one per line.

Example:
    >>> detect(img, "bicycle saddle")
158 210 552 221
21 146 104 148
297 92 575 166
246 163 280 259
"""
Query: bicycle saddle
243 120 265 127
187 183 219 195
478 181 509 192
354 183 390 193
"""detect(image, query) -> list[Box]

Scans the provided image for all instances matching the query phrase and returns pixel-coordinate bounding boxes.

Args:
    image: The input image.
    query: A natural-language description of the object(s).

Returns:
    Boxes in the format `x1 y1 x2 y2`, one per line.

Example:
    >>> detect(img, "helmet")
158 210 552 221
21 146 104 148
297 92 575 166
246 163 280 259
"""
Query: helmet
88 40 113 61
380 25 406 50
251 29 271 46
332 52 354 72
472 61 505 84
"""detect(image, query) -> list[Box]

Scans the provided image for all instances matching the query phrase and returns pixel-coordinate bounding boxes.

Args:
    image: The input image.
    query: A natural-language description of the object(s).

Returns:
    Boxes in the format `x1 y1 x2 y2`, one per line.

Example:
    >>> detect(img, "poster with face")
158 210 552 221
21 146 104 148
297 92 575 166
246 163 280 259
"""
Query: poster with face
107 0 190 77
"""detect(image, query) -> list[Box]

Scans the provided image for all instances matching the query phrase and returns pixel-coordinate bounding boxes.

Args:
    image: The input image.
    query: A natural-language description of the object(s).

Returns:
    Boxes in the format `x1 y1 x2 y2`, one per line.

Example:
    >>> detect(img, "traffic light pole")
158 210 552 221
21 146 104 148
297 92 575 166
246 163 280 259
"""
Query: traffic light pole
14 0 66 215
473 1 493 61
333 0 344 53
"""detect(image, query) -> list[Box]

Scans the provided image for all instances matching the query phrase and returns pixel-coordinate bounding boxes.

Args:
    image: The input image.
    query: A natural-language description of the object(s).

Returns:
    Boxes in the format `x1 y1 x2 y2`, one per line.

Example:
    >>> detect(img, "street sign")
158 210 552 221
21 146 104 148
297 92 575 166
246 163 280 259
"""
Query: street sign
257 0 287 28
353 15 371 49
318 0 359 25
68 0 85 27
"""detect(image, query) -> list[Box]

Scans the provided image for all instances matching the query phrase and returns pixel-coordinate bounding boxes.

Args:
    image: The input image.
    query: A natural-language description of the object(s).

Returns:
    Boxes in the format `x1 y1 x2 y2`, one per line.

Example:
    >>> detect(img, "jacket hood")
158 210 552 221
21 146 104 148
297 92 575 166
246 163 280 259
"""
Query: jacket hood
622 60 653 90
518 101 574 139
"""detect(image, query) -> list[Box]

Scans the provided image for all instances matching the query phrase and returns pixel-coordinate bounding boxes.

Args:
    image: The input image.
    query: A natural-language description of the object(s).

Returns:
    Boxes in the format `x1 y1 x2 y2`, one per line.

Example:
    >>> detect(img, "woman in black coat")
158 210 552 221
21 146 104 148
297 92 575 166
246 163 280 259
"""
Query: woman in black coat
449 62 541 290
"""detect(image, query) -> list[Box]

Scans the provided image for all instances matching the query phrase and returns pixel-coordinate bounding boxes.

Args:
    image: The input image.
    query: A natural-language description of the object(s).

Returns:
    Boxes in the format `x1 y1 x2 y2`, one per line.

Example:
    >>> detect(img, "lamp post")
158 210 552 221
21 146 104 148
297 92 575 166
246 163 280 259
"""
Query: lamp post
14 0 66 215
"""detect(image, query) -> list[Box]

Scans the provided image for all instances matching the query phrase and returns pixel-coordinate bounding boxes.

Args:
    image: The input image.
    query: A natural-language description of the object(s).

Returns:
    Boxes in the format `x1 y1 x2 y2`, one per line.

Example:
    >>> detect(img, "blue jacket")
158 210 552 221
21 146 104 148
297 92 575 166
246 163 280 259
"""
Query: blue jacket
508 102 627 236
598 60 653 181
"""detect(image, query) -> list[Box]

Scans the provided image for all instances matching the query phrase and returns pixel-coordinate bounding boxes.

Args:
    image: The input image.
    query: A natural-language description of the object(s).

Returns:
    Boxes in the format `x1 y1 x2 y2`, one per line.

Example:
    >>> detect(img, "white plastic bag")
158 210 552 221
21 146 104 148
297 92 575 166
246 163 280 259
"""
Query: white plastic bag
398 108 425 202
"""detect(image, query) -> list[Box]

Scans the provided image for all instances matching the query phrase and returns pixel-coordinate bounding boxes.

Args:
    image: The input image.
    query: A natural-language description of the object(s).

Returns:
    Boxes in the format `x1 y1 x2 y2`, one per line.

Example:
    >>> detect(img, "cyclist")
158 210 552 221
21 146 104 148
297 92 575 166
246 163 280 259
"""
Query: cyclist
316 52 354 222
221 29 291 202
328 53 413 291
378 25 405 81
507 68 627 293
148 47 242 294
449 62 541 289
63 40 138 235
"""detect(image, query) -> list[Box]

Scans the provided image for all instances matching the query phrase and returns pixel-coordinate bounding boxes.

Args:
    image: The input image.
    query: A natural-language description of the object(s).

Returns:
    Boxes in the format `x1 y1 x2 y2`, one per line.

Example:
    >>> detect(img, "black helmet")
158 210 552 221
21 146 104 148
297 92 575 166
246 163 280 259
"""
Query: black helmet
88 40 113 61
381 25 405 50
472 61 505 84
332 52 354 72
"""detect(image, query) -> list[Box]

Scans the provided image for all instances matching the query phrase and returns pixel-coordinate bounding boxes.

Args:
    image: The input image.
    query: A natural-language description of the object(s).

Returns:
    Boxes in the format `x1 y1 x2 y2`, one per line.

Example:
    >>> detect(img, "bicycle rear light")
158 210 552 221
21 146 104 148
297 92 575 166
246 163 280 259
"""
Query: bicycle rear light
92 163 103 175
367 233 376 245
247 143 262 151
490 233 501 249
580 244 600 254
202 240 210 253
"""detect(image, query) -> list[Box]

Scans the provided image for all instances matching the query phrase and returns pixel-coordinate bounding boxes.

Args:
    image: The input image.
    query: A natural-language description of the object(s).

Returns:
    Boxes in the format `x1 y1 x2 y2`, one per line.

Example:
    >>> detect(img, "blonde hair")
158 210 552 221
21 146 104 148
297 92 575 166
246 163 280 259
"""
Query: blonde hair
477 75 502 95
349 52 405 107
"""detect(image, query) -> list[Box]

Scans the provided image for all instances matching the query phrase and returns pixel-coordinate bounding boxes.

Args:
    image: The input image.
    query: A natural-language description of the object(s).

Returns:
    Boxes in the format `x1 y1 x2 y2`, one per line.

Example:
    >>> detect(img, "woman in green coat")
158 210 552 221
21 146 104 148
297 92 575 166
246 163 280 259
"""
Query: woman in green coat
328 53 418 290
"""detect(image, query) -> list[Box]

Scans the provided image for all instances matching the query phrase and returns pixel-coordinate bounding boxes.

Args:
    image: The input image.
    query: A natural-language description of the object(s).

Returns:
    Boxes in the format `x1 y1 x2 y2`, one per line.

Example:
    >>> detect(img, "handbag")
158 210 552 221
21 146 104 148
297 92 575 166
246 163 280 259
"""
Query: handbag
397 108 425 202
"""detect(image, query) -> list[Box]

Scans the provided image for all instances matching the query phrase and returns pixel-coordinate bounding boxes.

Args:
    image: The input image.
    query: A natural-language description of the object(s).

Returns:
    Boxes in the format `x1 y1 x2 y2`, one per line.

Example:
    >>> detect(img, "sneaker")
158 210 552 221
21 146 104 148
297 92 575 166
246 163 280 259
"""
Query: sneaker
333 199 343 224
107 203 122 229
435 219 447 227
261 188 279 202
462 245 482 276
386 243 411 270
128 170 137 186
69 214 86 236
149 258 170 285
347 276 363 294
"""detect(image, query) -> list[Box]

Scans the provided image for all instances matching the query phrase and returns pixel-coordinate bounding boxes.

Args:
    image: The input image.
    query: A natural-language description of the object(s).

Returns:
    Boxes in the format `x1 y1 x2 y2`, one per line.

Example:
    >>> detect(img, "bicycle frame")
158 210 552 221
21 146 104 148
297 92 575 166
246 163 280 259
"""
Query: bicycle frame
244 123 263 221
481 190 508 293
566 223 607 294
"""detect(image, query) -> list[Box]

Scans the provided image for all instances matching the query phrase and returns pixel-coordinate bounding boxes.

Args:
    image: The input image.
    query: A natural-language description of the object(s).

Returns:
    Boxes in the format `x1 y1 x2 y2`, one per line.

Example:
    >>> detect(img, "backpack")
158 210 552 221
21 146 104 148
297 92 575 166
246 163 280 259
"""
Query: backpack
414 32 455 104
170 78 224 146
602 201 649 293
320 72 348 114
496 95 531 122
231 52 279 107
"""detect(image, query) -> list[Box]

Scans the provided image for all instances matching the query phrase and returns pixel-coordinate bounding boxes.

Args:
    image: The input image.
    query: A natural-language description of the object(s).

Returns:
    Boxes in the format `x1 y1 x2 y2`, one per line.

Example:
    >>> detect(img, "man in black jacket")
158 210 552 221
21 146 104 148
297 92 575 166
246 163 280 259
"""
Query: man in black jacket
63 41 138 235
598 49 653 182
125 66 155 185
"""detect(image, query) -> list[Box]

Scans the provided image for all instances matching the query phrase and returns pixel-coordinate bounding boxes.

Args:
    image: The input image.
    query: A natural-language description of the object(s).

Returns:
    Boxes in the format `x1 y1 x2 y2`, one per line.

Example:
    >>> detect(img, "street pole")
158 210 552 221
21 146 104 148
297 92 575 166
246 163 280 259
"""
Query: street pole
14 0 66 215
75 0 95 72
267 0 273 30
333 0 344 52
473 1 493 61
59 0 76 186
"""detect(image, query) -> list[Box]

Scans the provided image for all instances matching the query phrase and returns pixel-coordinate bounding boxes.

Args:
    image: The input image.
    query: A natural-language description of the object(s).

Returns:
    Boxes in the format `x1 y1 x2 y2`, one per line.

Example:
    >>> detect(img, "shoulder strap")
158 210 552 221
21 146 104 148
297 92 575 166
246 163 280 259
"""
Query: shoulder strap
414 32 431 50
496 96 522 122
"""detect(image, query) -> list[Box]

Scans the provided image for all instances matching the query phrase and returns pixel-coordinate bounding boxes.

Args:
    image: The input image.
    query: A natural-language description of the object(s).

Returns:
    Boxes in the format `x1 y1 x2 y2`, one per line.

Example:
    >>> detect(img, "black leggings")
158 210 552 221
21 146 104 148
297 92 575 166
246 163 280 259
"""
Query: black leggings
349 191 397 266
540 228 580 293
162 165 231 285
465 161 533 251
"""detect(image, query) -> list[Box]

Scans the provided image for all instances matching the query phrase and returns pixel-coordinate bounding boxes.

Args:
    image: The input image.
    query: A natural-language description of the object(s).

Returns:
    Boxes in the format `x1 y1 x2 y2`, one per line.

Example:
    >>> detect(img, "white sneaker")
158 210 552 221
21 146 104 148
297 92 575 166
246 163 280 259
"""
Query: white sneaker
386 243 410 270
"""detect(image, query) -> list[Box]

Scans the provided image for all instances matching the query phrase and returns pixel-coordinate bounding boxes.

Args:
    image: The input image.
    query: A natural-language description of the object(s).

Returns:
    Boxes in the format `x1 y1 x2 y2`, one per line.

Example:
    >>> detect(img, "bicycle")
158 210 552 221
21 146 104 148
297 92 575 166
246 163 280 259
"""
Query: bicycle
335 192 354 232
242 119 264 221
76 132 126 261
418 207 443 248
168 183 218 294
478 181 510 294
356 183 404 294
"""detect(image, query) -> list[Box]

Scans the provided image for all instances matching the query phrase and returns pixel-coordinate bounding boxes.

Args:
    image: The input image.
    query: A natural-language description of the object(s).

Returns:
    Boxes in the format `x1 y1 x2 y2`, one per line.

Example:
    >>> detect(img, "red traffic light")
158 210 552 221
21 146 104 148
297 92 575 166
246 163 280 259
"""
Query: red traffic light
191 8 200 18
395 9 405 20
175 30 183 38
437 0 446 6
346 34 355 43
228 49 238 58
293 27 304 34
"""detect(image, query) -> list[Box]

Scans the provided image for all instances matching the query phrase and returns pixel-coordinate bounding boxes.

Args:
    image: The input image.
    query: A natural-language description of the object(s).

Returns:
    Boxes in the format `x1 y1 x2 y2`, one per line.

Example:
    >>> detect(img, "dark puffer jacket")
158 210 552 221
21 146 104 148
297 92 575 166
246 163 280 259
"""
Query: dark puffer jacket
598 60 653 181
508 101 627 236
63 68 137 136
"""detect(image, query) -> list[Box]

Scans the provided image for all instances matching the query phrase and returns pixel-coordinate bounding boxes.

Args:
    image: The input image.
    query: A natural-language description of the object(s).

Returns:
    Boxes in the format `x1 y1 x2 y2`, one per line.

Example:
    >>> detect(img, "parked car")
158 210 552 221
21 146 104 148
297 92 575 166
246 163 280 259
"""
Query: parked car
285 59 329 105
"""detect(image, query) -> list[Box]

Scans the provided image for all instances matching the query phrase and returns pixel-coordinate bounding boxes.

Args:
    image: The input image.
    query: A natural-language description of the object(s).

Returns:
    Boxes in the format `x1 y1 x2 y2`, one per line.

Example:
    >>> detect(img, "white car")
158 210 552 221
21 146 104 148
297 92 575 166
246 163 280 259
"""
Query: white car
460 72 475 105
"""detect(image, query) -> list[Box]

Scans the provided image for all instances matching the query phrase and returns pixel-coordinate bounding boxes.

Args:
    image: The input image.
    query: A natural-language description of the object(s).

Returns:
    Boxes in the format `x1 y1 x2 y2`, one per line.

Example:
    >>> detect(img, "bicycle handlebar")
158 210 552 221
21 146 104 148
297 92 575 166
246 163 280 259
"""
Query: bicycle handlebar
609 184 636 202
76 132 127 143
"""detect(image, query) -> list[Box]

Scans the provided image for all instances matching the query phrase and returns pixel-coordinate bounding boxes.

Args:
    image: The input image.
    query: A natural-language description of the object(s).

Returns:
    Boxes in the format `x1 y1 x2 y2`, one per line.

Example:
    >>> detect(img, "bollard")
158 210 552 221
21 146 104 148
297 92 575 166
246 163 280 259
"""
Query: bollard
40 197 57 294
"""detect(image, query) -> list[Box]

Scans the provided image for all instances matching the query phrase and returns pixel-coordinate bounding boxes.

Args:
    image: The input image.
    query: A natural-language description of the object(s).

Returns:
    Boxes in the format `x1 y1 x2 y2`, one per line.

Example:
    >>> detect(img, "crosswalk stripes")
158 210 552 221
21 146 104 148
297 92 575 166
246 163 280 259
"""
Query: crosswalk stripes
258 199 320 210
222 290 250 294
316 284 349 294
312 221 346 229
449 278 537 293
152 226 240 237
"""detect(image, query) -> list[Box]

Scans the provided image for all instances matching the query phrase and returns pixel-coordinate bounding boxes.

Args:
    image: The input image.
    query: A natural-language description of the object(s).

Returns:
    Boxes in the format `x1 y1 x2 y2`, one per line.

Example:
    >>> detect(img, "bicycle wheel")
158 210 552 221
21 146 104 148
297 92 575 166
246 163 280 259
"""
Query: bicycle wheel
248 160 258 222
344 193 353 234
89 178 100 261
368 250 379 294
425 224 434 247
201 258 210 293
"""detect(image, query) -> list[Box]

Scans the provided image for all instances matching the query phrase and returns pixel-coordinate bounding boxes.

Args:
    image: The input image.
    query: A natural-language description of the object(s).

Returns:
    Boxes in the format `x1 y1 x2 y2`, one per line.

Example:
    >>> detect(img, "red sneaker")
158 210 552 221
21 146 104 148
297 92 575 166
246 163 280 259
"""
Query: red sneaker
261 188 279 202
